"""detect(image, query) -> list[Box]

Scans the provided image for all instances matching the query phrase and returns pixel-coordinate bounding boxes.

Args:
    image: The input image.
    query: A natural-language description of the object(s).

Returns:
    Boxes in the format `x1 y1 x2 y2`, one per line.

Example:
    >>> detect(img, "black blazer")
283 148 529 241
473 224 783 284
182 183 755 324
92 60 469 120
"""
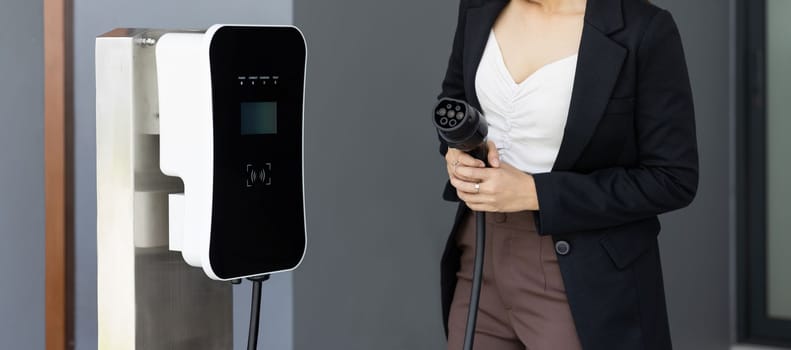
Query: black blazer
437 0 698 349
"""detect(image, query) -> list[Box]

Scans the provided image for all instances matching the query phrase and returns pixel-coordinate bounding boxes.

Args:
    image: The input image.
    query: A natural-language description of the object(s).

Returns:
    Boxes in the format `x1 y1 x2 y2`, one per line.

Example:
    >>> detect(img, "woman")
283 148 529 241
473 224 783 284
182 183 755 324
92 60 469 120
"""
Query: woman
436 0 698 349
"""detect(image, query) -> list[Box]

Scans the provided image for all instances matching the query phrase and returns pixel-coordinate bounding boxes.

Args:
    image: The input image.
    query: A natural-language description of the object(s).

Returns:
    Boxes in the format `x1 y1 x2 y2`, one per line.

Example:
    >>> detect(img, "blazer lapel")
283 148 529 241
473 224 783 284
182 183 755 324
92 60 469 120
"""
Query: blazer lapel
552 0 626 171
463 0 508 111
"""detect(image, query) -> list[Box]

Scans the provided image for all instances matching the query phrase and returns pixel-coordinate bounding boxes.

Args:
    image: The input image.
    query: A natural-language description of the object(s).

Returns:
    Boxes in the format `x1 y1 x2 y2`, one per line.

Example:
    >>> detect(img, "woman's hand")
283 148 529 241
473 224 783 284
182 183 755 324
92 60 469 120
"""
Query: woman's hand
447 140 539 212
445 145 487 183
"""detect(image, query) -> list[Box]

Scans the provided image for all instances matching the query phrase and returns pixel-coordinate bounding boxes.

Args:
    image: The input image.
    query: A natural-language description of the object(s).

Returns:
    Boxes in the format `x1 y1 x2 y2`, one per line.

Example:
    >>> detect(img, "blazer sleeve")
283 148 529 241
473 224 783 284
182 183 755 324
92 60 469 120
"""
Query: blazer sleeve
531 10 699 235
437 0 468 157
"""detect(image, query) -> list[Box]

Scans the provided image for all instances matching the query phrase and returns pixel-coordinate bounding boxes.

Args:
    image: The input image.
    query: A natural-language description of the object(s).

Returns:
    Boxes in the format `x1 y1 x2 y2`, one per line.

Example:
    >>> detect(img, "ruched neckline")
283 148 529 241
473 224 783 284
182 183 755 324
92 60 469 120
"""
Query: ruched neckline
490 30 578 88
474 30 578 174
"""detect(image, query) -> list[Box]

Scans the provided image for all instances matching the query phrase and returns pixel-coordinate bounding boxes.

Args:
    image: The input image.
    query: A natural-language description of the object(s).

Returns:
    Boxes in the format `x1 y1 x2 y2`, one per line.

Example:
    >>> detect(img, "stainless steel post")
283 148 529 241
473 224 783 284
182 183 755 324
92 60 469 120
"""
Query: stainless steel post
96 28 232 350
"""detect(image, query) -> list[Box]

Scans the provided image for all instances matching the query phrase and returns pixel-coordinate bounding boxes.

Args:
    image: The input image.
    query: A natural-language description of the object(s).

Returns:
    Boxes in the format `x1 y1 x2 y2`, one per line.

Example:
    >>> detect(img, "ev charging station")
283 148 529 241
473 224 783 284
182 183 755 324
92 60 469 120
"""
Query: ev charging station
96 26 306 349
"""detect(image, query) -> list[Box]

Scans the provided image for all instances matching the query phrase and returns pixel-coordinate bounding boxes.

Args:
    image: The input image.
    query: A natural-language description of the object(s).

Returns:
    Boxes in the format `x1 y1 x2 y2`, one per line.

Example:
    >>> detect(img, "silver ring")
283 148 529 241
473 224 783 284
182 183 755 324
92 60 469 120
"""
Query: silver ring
474 183 480 193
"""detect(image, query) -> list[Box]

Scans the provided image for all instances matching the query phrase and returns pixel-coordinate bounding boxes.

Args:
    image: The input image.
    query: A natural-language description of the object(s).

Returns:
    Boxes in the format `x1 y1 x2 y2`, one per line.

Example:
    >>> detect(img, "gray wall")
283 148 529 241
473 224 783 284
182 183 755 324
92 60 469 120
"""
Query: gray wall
293 0 460 349
765 0 791 320
293 0 734 349
652 0 732 348
0 0 45 349
72 2 293 349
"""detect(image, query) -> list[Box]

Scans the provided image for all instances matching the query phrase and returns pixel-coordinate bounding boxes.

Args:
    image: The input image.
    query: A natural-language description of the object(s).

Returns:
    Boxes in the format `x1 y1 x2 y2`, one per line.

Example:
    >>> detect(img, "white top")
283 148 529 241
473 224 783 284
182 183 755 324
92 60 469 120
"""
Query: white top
474 30 577 174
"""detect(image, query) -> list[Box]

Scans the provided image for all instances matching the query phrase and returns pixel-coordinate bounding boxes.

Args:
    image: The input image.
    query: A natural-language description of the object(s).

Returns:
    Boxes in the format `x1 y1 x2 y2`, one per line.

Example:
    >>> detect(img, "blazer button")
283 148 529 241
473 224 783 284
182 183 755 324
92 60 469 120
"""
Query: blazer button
555 240 570 256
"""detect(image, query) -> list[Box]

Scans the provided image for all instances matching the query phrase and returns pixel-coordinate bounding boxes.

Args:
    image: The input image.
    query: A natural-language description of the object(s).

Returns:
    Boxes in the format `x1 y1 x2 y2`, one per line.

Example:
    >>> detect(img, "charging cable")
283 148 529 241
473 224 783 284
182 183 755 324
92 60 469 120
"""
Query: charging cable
246 275 270 350
433 98 489 350
463 211 486 350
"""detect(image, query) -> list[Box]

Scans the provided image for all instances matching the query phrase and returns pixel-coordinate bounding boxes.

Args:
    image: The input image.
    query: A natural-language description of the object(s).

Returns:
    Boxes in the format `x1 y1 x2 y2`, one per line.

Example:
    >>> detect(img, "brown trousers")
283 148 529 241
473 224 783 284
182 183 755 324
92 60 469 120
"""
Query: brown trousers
447 211 583 350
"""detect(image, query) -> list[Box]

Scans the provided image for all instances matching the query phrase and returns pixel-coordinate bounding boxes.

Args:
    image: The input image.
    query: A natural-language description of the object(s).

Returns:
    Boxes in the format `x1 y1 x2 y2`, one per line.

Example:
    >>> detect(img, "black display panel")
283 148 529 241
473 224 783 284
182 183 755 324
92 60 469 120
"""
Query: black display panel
241 102 278 135
208 26 306 279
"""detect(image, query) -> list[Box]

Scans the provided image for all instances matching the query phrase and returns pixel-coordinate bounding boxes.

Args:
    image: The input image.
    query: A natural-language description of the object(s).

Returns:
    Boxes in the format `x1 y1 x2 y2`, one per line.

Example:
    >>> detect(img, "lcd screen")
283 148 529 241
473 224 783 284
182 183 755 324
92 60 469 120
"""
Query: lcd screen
241 102 277 135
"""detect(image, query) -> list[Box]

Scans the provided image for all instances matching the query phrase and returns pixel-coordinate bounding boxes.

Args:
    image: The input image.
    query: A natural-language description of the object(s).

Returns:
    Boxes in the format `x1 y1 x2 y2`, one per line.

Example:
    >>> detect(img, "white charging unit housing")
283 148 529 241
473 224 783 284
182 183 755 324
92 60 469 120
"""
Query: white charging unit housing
156 25 307 281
